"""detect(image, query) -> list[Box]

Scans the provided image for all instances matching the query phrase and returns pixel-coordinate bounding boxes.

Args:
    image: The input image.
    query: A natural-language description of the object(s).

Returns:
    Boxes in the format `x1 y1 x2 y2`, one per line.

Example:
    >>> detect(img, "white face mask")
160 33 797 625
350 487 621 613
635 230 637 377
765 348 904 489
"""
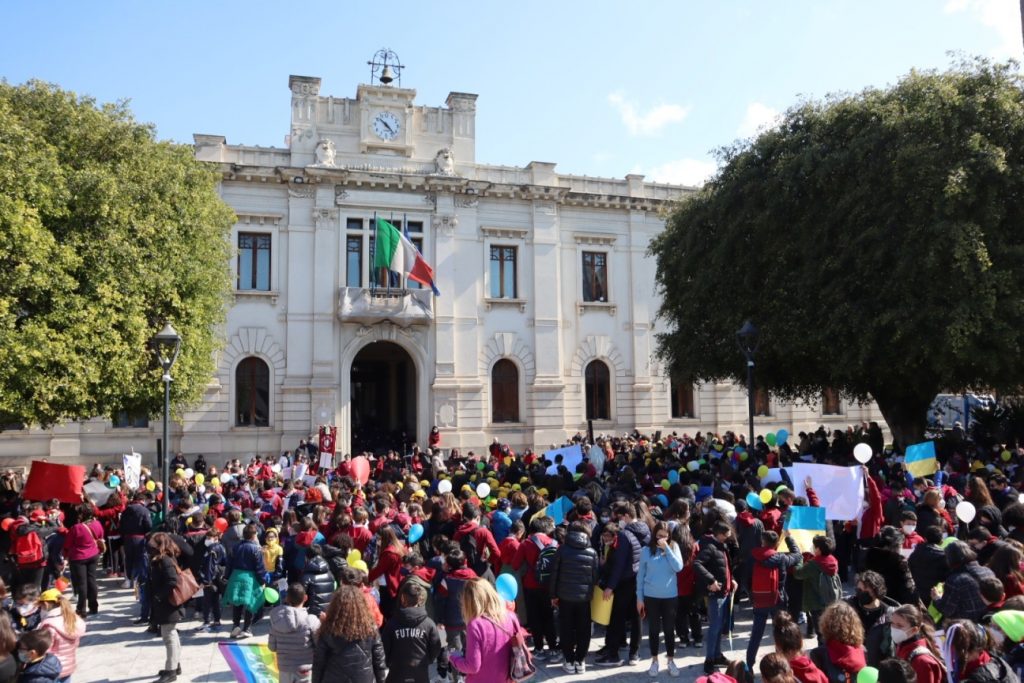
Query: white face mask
890 627 912 645
205 538 217 547
903 525 916 535
991 627 1006 647
936 498 946 509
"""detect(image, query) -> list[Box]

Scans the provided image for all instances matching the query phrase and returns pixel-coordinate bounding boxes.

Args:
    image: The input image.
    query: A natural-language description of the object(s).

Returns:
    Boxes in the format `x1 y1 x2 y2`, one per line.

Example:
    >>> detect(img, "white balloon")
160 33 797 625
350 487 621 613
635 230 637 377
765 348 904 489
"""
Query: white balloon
476 483 491 499
272 463 282 473
1019 492 1024 505
956 500 976 524
184 468 194 479
853 443 873 464
437 479 453 494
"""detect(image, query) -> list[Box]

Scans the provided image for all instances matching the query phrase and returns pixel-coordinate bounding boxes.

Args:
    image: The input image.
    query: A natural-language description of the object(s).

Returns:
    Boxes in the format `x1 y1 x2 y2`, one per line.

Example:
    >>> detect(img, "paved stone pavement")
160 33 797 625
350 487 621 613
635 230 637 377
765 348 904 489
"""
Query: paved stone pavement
77 577 788 682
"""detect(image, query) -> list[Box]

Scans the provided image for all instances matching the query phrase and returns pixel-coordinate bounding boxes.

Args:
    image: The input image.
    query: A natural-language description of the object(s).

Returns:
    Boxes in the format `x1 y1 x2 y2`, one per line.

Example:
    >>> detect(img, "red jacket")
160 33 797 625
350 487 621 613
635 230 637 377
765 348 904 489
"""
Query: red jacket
346 526 373 553
676 542 699 597
760 508 783 535
895 639 942 683
454 521 501 574
512 533 552 590
368 545 406 598
789 655 829 683
860 475 883 540
498 536 520 571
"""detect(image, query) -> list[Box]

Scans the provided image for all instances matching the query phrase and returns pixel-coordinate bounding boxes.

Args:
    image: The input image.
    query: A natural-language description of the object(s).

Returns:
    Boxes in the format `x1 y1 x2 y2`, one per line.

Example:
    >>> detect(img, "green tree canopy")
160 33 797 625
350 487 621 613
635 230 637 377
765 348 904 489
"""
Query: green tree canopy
0 81 235 427
651 58 1024 448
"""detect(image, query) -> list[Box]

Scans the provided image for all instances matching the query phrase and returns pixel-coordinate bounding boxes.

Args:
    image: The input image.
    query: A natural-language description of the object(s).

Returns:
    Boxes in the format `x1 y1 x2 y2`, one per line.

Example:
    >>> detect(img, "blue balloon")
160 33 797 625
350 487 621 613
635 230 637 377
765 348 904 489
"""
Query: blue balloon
496 573 518 602
667 469 679 484
656 494 669 508
777 429 789 445
746 491 764 511
407 523 424 545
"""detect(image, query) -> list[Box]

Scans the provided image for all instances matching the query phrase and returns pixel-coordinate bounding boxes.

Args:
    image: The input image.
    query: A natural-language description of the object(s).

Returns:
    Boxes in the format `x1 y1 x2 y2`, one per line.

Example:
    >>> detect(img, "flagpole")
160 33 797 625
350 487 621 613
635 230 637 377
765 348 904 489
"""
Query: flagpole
387 212 394 297
403 212 409 292
371 212 377 294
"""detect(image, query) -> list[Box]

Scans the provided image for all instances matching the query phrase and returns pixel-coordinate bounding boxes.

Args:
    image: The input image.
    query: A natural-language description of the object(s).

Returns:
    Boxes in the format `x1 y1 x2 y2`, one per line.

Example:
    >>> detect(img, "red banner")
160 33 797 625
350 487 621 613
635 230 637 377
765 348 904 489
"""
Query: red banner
318 425 336 455
23 461 86 504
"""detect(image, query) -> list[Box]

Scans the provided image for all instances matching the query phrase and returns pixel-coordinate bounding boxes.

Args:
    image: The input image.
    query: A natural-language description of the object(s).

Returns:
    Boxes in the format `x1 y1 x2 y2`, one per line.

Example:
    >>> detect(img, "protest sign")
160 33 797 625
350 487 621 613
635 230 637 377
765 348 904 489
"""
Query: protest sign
791 463 865 521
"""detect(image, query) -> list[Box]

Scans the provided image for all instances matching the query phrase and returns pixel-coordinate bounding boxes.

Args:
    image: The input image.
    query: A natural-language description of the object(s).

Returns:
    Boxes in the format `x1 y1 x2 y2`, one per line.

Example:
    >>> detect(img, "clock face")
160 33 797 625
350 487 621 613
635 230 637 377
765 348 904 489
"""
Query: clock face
372 111 401 141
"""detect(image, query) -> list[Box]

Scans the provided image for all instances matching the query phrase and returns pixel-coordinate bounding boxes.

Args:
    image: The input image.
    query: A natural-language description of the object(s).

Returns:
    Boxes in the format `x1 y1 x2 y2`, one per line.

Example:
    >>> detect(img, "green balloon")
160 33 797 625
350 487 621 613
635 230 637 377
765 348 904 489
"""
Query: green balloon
765 432 777 447
476 461 486 471
264 587 280 604
857 667 879 683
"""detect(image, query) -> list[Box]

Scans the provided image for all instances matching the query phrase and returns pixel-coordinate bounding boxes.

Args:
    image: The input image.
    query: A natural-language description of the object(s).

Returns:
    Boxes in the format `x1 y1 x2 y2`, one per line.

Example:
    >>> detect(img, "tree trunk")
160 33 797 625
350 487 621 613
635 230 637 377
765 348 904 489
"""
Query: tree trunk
869 388 935 451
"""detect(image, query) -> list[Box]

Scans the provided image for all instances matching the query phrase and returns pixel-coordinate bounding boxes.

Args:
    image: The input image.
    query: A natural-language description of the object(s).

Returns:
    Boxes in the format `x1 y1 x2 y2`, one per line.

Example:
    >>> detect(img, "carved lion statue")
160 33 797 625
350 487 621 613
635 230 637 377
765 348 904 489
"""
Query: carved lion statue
315 139 336 167
434 148 456 176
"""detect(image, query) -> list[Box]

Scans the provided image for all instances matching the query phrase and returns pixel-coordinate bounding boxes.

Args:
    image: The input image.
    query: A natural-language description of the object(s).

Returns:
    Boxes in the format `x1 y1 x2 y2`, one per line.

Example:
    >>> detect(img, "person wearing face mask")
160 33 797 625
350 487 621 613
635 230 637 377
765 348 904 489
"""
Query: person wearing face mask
889 604 945 683
975 506 1009 540
197 528 227 632
863 527 917 606
845 570 898 667
916 490 954 537
898 512 924 550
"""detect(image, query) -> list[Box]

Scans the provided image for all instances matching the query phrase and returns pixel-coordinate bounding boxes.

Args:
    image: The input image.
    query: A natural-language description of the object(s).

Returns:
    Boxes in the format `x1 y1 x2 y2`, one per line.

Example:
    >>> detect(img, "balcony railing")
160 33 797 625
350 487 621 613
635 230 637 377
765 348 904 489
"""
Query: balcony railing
338 287 434 326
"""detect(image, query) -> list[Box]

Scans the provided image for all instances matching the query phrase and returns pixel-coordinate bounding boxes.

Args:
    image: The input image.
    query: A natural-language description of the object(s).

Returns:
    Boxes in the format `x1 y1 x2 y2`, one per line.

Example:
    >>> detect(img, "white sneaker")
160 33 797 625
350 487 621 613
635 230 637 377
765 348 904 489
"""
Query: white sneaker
648 660 660 677
562 662 575 674
229 626 242 638
121 579 132 589
576 661 586 674
238 630 253 639
668 660 680 677
431 677 448 683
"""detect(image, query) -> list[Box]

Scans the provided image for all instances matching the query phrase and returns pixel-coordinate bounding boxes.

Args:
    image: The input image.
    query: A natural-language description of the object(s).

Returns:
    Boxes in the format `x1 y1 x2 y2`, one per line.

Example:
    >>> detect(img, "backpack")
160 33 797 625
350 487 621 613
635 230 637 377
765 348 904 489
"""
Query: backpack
460 530 488 576
750 557 780 609
492 616 535 683
817 569 843 606
532 536 559 586
12 526 43 567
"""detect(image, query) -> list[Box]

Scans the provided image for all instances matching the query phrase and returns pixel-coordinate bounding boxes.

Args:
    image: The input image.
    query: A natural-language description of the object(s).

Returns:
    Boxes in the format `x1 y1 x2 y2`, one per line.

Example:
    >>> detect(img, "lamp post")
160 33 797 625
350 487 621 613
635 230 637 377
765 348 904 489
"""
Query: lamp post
736 320 759 450
152 322 182 524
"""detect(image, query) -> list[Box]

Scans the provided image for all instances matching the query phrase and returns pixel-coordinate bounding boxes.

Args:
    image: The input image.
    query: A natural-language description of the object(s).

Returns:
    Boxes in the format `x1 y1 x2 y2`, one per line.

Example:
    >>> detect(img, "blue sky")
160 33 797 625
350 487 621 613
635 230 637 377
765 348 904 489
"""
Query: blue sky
2 1 1020 185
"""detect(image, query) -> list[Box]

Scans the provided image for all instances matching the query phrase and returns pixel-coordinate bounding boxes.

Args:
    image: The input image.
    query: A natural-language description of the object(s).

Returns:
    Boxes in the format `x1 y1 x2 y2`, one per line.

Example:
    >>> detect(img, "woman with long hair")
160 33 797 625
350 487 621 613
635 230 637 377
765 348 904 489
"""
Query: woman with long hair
965 476 996 510
64 504 104 618
449 578 522 683
672 502 702 648
37 588 84 682
637 521 684 677
760 652 800 683
773 611 828 683
148 532 184 683
917 490 955 536
988 543 1024 598
945 619 1017 683
890 604 944 683
0 613 16 683
368 526 406 619
313 584 386 683
811 601 866 681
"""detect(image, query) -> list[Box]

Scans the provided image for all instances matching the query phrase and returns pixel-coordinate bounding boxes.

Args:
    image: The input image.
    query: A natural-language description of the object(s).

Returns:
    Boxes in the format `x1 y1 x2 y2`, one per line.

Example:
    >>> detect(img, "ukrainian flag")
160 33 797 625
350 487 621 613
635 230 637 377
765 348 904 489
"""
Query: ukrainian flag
783 505 827 553
542 496 573 525
904 441 938 478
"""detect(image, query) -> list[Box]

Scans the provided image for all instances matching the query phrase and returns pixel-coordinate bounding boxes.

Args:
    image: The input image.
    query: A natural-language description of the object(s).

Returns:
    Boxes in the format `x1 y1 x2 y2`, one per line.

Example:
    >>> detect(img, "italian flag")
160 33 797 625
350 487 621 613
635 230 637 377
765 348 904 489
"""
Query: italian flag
373 218 440 295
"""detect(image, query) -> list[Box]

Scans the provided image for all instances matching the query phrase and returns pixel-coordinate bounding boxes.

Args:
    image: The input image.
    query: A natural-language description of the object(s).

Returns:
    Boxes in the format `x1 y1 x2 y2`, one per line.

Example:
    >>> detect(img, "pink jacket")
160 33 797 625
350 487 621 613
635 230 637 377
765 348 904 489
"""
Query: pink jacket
64 520 104 562
450 612 521 683
39 608 84 676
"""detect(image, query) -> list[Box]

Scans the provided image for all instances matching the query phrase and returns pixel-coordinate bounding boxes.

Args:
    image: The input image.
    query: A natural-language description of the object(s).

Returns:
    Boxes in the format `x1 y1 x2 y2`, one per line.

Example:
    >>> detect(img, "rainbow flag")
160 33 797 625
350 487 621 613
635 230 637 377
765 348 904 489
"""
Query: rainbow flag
783 505 827 553
904 441 938 478
218 642 279 683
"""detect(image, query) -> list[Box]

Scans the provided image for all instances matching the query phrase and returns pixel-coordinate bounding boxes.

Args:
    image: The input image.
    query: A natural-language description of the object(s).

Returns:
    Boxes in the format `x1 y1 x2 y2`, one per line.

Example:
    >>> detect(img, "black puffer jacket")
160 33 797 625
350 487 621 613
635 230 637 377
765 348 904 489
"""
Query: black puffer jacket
908 542 948 605
302 556 336 616
963 652 1020 683
694 534 731 596
863 547 916 606
549 530 599 603
380 606 442 683
313 633 386 683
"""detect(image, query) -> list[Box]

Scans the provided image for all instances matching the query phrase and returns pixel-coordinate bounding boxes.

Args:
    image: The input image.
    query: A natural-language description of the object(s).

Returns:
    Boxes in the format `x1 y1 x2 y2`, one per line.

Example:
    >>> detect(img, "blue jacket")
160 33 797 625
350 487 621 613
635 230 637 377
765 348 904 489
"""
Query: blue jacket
637 542 684 601
490 511 512 543
604 521 650 591
229 540 264 574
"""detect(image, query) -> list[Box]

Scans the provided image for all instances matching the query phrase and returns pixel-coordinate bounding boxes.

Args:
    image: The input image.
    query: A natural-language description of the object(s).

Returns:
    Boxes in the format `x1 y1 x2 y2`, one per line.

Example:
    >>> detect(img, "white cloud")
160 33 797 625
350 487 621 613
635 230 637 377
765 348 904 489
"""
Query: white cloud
644 158 718 187
944 0 1022 60
736 102 781 139
607 92 691 136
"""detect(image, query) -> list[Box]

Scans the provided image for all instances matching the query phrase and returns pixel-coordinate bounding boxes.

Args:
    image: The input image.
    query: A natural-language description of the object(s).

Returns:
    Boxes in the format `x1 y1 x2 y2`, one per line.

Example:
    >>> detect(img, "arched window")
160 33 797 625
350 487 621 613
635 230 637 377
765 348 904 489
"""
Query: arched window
754 386 771 417
491 359 520 423
822 387 842 415
585 360 611 420
236 357 269 427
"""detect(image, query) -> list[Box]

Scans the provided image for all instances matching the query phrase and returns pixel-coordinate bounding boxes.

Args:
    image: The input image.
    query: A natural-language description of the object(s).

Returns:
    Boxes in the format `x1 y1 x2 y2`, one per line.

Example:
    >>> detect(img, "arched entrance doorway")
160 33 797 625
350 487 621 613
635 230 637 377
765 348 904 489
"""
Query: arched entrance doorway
350 341 416 455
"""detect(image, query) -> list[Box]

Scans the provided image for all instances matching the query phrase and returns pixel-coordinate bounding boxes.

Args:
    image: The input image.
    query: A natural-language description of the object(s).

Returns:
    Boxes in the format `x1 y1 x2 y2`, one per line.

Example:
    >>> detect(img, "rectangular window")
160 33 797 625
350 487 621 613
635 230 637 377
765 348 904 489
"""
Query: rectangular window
346 236 362 287
822 387 842 415
754 387 771 417
490 246 517 298
237 233 271 291
671 380 696 419
113 410 149 429
582 251 608 302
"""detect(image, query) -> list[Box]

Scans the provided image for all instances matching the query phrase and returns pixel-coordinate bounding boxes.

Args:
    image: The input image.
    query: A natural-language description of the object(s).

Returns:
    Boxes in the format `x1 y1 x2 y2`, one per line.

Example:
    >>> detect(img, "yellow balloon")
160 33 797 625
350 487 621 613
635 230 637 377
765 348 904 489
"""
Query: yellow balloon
145 480 156 492
210 477 220 488
757 465 769 479
351 560 369 573
194 473 205 486
759 489 773 504
175 469 185 478
1002 450 1012 462
347 549 362 565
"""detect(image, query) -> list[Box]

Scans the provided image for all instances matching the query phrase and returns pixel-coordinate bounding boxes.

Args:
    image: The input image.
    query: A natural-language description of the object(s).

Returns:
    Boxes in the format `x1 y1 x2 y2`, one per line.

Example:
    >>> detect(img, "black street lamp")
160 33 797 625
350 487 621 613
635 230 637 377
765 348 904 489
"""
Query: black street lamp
736 320 759 450
152 322 181 524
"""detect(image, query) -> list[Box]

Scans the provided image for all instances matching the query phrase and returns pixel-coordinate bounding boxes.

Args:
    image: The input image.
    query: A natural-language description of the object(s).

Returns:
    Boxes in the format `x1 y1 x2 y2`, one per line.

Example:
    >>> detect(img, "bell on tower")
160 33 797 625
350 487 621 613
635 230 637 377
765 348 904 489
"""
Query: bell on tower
367 48 404 87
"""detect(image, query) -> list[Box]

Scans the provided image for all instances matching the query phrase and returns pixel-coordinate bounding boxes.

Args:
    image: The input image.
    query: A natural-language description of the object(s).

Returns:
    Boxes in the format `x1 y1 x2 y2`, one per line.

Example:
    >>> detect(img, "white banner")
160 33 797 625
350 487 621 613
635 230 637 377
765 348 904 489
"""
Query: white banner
544 443 584 475
791 463 865 521
122 452 142 490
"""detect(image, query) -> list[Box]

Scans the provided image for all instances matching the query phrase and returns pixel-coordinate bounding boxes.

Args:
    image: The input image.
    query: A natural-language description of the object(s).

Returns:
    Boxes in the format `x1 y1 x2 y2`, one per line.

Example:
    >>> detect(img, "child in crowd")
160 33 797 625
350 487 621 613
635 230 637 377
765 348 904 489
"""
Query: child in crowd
16 629 61 683
36 589 83 682
8 587 40 634
381 581 442 683
498 521 524 573
268 584 320 683
199 529 227 632
434 549 476 683
301 546 335 617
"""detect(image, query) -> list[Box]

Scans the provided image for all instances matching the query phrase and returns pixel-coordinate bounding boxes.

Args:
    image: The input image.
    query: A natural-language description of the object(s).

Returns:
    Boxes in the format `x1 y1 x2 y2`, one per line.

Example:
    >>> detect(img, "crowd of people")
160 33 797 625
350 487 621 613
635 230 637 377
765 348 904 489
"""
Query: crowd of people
1 423 1024 683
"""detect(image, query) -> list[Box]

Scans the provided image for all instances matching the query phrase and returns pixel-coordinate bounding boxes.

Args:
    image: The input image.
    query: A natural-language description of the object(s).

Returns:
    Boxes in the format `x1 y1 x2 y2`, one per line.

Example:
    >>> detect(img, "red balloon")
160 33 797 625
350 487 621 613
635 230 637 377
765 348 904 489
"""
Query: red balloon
350 456 371 486
55 577 69 592
214 517 228 533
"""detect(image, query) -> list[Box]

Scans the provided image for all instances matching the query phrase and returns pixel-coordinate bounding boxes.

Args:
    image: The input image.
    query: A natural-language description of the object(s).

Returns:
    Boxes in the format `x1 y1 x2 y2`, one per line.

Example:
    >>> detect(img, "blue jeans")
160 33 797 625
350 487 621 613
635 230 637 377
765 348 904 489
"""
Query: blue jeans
704 594 729 662
746 606 773 668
